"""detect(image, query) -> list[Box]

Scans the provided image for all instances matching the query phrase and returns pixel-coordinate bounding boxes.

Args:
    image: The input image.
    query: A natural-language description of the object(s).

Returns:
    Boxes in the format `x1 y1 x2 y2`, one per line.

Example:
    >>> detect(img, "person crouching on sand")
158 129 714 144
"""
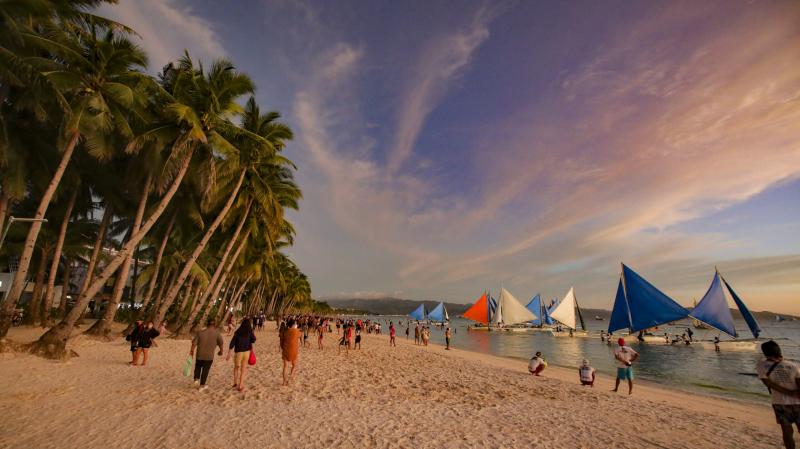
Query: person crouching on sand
528 351 546 376
227 318 256 392
579 359 596 386
757 340 800 449
613 338 638 395
135 321 160 366
280 319 301 386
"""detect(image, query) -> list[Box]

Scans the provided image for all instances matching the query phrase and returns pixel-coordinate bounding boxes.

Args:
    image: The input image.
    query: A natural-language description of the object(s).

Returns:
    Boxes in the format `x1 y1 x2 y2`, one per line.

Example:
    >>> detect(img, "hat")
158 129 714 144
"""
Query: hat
617 338 625 346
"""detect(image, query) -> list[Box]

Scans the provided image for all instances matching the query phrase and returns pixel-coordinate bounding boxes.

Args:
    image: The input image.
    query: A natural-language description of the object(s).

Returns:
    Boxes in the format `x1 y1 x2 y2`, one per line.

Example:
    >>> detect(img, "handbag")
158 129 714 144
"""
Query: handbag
248 349 256 366
182 356 193 377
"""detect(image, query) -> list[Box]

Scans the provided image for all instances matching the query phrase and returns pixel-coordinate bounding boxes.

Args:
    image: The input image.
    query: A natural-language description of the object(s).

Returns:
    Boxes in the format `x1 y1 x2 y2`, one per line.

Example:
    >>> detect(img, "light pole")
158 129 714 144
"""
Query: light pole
0 216 49 252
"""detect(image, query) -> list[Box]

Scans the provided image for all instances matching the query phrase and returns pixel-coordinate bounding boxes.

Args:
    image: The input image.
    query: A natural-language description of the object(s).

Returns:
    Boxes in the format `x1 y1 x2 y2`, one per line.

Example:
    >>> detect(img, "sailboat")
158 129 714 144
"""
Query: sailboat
491 287 537 328
464 291 492 331
690 269 762 351
408 303 426 322
427 301 449 324
691 299 710 329
608 264 690 338
549 287 589 337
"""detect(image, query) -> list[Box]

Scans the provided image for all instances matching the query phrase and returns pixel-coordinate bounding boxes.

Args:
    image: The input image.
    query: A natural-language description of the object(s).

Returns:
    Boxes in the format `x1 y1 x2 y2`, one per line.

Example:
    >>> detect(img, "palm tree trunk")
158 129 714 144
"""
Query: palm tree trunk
177 202 251 336
42 188 78 327
74 205 112 325
147 267 175 323
222 274 251 325
213 276 240 325
0 131 80 338
0 188 9 242
25 248 48 325
170 275 197 330
193 228 250 333
153 168 246 327
32 145 194 357
57 259 72 317
87 173 152 336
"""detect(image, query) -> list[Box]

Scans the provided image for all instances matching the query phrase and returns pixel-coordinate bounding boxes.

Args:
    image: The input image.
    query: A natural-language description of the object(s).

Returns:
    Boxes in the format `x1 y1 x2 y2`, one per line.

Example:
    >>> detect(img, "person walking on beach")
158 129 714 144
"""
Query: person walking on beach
414 324 420 345
389 322 396 347
280 319 302 386
317 323 325 349
579 359 596 386
136 321 160 366
227 318 256 392
613 338 638 395
354 327 362 350
445 327 452 350
126 319 143 365
757 340 800 449
189 319 224 391
528 351 546 376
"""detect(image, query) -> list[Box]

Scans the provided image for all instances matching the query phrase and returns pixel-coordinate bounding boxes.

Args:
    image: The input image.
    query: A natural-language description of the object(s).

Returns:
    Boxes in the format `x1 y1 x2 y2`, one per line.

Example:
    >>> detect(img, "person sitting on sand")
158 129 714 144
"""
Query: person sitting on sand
613 338 638 395
226 318 256 392
135 321 160 366
190 318 224 391
758 340 800 449
280 319 302 386
579 359 596 386
528 352 546 376
126 319 143 365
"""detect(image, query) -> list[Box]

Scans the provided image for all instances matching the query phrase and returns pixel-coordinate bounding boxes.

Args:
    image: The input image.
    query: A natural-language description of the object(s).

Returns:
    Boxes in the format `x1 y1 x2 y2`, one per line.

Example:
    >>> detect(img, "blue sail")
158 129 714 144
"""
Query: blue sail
619 264 689 333
488 295 497 321
408 304 426 321
428 302 446 321
723 276 761 339
544 299 558 325
690 273 737 337
608 279 631 333
526 294 542 325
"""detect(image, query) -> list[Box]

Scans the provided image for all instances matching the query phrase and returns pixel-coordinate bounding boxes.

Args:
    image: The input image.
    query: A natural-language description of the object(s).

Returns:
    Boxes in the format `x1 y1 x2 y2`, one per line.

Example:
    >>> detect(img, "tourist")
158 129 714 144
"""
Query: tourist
135 321 160 366
189 318 224 391
414 324 421 345
445 327 452 350
126 319 143 365
280 319 302 386
758 340 800 449
528 351 546 376
302 323 310 348
389 322 396 347
317 324 325 349
613 338 639 395
226 318 256 392
687 327 694 342
405 325 410 340
579 359 595 386
354 326 362 350
421 326 429 347
714 335 721 352
158 321 167 337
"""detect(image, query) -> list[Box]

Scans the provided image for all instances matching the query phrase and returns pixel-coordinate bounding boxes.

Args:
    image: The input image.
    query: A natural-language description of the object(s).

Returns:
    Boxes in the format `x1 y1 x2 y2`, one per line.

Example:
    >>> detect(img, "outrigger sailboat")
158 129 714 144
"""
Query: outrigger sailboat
608 263 690 340
690 269 762 351
408 303 426 322
427 301 449 324
549 287 588 337
464 288 537 331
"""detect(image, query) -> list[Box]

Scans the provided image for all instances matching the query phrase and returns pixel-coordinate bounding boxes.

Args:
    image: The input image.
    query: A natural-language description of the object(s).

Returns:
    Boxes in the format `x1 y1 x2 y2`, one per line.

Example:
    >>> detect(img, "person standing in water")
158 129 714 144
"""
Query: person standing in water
226 318 256 392
189 319 224 391
613 338 639 395
757 340 800 449
445 327 452 350
280 319 302 386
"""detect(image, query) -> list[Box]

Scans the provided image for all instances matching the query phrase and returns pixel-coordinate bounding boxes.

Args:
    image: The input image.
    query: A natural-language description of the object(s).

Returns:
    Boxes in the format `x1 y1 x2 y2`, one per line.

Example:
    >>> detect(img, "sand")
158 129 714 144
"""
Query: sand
0 322 782 449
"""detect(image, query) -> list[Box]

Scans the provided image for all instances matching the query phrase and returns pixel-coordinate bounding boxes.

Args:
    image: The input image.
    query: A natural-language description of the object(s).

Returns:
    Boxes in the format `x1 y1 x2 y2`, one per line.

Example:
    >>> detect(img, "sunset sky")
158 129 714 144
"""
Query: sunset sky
100 1 800 313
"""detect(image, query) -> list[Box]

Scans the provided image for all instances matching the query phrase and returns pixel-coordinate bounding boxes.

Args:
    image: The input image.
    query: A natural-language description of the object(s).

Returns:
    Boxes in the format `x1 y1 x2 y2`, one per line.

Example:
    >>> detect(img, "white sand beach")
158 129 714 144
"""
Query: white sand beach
0 324 780 449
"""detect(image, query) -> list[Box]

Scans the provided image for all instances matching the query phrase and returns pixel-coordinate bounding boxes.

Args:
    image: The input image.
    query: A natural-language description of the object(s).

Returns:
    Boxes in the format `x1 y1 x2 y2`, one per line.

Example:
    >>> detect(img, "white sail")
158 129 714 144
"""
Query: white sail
491 295 503 325
496 288 537 325
444 306 449 321
550 287 577 329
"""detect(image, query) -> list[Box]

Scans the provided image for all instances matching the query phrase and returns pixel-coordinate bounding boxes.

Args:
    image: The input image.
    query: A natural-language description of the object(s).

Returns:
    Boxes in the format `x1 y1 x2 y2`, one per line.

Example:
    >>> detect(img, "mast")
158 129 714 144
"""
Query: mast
620 263 634 333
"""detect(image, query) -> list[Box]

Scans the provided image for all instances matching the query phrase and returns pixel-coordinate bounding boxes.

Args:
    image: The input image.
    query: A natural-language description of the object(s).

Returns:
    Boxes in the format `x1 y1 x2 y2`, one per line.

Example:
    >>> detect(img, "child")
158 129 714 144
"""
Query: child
579 359 596 386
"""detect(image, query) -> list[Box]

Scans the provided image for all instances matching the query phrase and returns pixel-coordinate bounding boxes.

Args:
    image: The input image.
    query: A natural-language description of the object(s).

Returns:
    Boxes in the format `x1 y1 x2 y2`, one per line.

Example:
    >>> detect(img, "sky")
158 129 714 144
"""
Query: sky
98 0 800 313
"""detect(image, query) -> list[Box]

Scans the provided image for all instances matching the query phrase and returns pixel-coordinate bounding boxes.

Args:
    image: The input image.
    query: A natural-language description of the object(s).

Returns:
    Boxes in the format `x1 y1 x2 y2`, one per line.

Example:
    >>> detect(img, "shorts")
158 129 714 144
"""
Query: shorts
234 351 249 366
581 380 594 386
617 366 633 380
772 404 800 426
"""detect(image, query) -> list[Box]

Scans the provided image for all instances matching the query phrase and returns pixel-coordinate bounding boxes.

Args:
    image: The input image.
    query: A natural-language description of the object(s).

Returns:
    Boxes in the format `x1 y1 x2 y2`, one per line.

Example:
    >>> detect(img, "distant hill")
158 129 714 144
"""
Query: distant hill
324 297 471 316
324 297 799 322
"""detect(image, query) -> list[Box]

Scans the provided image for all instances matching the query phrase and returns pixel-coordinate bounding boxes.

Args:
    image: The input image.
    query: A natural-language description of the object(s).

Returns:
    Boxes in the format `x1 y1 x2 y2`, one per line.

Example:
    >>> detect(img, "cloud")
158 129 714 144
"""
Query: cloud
97 0 226 70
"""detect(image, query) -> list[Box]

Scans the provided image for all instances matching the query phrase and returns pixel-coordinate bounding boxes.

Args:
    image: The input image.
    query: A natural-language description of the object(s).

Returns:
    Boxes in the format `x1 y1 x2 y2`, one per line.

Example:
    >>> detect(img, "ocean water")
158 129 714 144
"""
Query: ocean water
360 316 800 402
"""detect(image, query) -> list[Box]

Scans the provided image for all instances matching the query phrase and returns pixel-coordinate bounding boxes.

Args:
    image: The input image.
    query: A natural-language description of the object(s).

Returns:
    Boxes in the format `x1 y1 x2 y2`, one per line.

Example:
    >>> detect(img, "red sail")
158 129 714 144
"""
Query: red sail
463 293 489 324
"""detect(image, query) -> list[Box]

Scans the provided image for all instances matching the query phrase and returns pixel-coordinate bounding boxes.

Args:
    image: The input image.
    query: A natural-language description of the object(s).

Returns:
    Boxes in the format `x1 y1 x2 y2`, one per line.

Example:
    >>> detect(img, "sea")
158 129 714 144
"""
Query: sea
356 315 800 403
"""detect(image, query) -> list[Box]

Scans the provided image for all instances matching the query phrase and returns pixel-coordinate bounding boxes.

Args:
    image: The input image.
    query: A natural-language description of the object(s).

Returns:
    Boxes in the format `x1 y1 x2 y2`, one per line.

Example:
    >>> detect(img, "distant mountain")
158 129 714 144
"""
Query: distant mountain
324 297 471 316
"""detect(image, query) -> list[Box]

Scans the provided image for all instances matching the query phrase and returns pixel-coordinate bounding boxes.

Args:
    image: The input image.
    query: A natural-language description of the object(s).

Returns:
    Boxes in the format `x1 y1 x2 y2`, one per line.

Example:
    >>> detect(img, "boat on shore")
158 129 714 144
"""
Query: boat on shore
548 287 588 337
